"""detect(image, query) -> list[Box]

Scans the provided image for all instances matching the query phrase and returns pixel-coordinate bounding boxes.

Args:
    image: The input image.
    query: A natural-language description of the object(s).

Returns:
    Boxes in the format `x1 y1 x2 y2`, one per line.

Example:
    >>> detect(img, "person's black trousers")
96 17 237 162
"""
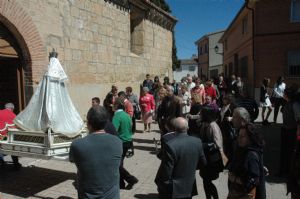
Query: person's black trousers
120 141 136 187
132 115 136 133
273 98 285 123
279 127 297 176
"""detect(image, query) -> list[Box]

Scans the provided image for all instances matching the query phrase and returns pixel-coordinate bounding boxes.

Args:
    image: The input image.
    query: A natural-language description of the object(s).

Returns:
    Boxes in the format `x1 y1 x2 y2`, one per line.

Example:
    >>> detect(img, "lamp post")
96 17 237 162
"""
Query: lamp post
214 45 223 55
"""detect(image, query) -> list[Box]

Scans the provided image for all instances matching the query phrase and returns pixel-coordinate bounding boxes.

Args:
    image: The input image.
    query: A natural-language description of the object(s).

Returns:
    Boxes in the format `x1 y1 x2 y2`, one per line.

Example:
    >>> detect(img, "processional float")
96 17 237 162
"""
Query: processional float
0 51 86 159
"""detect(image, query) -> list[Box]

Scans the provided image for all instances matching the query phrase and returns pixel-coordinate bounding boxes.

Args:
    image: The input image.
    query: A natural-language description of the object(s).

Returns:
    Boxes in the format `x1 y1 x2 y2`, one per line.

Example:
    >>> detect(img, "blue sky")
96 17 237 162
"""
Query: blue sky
166 0 245 59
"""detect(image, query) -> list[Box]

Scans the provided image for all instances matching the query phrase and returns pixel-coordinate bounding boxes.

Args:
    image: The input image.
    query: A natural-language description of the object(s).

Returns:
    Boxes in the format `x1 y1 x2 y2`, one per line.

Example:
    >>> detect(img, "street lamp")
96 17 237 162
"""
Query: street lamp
214 45 223 55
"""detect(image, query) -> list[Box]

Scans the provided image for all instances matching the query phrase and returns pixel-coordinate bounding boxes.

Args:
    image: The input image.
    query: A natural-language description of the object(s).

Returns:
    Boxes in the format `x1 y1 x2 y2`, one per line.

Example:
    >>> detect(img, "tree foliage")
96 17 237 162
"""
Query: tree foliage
150 0 180 71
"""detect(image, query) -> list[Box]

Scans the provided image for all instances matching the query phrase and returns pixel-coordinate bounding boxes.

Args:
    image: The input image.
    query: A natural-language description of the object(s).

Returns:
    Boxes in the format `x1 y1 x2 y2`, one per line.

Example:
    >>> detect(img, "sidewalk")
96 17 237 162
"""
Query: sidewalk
0 115 289 199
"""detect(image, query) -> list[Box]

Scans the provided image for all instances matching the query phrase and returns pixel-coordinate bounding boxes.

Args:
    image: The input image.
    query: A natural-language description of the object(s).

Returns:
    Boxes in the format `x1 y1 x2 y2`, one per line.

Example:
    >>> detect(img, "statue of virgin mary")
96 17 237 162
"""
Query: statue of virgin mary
14 53 84 137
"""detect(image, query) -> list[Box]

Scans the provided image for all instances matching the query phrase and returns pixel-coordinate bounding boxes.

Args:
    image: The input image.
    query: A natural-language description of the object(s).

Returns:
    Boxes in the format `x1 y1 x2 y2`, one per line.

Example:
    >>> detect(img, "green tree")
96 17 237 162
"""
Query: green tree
150 0 180 71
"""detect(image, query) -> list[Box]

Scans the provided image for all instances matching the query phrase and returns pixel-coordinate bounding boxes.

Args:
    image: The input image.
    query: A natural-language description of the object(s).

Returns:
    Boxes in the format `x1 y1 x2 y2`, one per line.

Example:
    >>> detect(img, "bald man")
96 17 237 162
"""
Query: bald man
155 117 207 199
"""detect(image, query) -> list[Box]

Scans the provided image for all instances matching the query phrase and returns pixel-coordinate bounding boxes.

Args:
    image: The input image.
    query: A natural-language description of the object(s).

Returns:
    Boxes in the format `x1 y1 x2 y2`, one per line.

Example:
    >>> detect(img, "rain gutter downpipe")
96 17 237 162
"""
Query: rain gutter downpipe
246 0 256 98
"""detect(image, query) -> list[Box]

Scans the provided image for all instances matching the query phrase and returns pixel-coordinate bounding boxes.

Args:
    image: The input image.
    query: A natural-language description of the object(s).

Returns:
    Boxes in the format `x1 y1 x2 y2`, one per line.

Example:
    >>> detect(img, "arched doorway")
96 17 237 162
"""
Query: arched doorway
0 22 25 113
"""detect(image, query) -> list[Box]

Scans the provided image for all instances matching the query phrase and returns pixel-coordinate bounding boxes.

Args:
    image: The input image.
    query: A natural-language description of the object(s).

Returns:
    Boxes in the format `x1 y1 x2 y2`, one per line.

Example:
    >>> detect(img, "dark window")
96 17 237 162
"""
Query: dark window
234 53 239 75
240 56 248 78
200 47 203 55
210 69 218 79
224 39 228 51
224 64 228 77
288 51 300 77
291 0 300 22
229 62 233 76
176 67 182 72
204 43 208 54
189 65 195 71
242 16 248 34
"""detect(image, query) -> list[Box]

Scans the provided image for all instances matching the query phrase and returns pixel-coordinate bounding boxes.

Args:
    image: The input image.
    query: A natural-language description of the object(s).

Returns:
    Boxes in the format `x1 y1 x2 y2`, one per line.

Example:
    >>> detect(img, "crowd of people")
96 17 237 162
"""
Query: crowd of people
0 72 299 199
94 73 299 199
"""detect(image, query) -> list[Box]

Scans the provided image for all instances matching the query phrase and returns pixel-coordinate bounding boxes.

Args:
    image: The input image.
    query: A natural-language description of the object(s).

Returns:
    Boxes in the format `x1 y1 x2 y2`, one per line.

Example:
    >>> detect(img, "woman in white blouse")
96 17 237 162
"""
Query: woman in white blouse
273 76 286 123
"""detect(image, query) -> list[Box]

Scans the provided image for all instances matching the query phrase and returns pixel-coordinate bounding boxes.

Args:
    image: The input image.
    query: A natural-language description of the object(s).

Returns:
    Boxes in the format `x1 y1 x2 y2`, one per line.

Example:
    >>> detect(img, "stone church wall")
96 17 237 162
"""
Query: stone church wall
13 0 174 115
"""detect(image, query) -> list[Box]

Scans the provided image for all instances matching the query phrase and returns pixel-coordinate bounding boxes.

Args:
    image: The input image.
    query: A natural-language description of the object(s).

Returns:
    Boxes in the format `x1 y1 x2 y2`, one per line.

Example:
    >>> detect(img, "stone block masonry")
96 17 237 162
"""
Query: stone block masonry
1 0 175 116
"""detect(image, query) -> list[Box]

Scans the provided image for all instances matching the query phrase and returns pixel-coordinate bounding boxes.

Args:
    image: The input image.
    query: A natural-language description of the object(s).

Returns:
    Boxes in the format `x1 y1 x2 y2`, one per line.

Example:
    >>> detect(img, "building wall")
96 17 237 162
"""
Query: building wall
255 1 300 35
3 0 173 116
254 0 300 87
208 31 224 78
222 8 254 95
208 32 223 68
198 38 209 78
173 64 198 82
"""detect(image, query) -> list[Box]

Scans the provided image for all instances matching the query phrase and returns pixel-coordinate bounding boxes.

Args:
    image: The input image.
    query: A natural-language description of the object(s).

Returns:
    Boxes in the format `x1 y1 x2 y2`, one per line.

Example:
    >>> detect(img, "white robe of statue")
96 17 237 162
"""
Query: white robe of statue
14 57 84 137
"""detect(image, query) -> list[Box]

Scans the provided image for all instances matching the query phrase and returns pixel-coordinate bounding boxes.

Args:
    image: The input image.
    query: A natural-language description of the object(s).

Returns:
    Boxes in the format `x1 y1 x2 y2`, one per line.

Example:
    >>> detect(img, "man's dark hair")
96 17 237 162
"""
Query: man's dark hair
126 86 132 93
201 106 217 123
276 76 285 85
92 97 100 104
118 91 126 97
114 97 125 110
87 106 108 131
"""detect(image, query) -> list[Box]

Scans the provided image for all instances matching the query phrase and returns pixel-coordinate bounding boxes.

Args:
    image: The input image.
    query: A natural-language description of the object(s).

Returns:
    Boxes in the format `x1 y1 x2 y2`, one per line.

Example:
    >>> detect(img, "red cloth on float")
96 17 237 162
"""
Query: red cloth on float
0 109 16 137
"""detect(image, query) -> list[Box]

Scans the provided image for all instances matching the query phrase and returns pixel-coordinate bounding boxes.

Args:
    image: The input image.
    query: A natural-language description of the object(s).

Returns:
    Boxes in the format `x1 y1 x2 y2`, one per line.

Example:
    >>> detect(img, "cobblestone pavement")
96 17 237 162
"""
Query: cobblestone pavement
0 110 290 199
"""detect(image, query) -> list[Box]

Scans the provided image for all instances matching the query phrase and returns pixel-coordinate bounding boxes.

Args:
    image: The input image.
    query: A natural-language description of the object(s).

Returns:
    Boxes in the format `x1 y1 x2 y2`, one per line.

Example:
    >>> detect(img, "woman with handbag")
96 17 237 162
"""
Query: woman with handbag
260 78 272 125
199 106 228 199
219 94 237 165
227 123 266 199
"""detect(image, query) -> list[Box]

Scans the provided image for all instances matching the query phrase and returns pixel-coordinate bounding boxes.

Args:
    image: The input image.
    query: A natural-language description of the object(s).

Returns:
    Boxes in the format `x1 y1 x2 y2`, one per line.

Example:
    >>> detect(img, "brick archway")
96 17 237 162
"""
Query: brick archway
0 0 46 79
0 0 46 106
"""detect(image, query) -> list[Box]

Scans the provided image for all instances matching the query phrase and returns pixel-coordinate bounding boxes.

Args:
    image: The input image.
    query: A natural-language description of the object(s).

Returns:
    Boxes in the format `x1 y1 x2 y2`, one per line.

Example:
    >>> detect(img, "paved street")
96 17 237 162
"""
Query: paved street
0 110 291 199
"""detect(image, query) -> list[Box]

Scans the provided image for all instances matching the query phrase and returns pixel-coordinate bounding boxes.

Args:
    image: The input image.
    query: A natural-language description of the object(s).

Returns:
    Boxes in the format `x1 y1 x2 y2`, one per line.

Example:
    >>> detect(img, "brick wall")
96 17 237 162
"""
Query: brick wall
198 38 209 78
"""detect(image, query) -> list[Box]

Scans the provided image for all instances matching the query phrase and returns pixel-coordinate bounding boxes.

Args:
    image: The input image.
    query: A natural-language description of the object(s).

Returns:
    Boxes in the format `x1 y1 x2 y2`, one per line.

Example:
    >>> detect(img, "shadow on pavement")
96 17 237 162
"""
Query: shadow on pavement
133 138 155 144
0 165 75 198
135 130 145 134
258 123 282 179
265 176 287 184
134 193 159 199
134 145 157 152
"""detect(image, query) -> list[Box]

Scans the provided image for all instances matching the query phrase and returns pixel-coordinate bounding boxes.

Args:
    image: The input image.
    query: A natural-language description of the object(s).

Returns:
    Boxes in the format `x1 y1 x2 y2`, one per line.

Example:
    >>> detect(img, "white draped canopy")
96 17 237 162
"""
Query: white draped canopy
14 58 84 137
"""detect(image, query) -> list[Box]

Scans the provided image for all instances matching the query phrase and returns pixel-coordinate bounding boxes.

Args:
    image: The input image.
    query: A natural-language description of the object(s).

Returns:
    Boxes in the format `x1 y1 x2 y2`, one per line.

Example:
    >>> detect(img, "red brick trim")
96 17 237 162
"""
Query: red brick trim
0 0 46 84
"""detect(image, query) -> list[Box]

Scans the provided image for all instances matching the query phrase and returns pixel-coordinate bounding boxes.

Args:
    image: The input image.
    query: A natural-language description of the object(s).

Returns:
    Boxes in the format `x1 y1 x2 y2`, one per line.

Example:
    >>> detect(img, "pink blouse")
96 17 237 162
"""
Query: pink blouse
139 93 155 113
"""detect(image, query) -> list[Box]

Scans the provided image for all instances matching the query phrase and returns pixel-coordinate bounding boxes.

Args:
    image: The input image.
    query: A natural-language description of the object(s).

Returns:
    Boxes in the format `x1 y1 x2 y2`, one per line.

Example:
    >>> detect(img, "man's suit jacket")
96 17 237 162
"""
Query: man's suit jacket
157 96 182 134
155 133 207 199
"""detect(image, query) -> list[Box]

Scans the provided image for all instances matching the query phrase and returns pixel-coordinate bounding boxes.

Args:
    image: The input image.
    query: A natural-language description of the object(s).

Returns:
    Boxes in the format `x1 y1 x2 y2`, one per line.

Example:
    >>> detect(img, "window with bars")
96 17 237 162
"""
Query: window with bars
242 16 248 34
239 56 248 78
288 51 300 77
189 65 196 71
291 0 300 22
204 44 208 54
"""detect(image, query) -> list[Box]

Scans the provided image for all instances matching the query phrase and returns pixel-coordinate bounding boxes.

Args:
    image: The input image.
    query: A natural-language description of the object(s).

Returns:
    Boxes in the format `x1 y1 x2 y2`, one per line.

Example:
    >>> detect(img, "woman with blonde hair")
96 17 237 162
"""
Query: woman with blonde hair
187 93 203 135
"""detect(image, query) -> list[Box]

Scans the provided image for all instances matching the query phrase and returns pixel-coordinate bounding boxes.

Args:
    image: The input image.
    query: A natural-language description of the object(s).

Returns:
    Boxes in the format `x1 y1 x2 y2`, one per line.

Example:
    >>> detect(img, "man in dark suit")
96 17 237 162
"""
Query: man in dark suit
155 117 207 199
157 85 182 135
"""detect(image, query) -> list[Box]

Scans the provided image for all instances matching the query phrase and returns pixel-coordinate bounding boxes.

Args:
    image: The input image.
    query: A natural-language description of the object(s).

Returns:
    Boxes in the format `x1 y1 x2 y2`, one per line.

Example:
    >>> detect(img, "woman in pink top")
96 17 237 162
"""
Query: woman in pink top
139 87 155 132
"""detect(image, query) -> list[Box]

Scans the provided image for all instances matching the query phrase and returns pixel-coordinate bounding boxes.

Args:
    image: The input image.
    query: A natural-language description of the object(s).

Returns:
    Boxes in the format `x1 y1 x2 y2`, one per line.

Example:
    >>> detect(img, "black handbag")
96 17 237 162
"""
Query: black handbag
134 106 141 120
202 125 224 173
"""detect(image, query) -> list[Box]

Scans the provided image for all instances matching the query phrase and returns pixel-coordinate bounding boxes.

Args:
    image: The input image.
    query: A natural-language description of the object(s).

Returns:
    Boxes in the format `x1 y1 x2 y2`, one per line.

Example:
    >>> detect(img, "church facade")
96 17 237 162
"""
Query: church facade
0 0 176 115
